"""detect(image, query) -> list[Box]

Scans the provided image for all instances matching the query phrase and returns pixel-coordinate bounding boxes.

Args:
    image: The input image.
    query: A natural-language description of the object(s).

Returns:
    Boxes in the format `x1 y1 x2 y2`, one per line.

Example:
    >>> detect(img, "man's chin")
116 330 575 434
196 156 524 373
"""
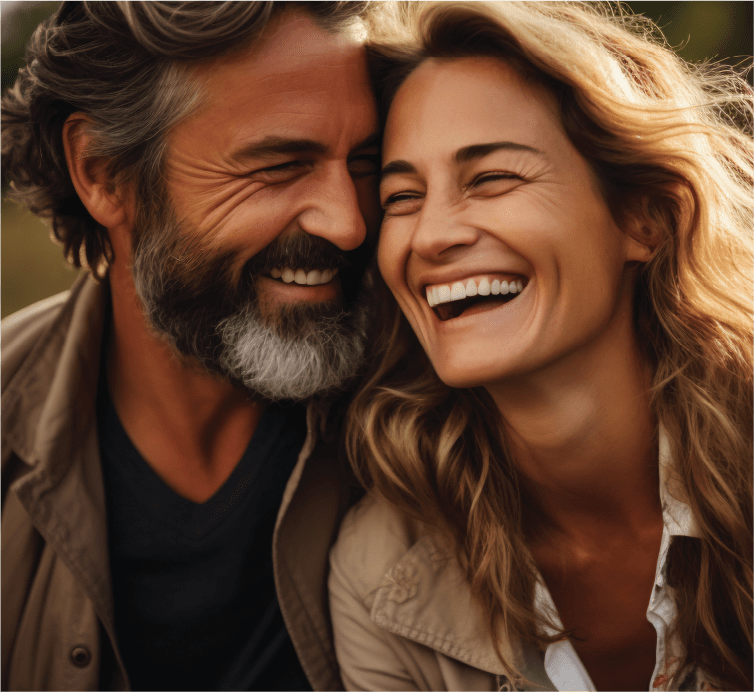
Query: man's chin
257 299 348 342
217 298 367 402
255 281 346 340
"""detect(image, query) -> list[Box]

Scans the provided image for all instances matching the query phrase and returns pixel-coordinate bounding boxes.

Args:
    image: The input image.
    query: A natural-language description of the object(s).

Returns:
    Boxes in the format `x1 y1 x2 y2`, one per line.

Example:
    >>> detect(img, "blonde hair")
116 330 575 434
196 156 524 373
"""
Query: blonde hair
348 2 753 688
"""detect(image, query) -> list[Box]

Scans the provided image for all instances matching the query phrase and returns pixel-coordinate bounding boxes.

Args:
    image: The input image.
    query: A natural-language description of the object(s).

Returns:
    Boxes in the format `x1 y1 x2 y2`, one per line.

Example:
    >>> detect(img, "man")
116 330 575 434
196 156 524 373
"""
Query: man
1 2 381 689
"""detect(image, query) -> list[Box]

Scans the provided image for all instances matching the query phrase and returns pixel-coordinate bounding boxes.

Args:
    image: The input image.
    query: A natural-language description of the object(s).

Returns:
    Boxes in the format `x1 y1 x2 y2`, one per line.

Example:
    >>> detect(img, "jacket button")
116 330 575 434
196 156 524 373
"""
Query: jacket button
70 645 91 668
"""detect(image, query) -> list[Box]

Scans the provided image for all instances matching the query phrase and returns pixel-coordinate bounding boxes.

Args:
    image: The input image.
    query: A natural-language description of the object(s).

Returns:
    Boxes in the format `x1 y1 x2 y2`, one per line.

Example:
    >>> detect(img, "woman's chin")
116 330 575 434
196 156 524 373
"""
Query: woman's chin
431 360 504 390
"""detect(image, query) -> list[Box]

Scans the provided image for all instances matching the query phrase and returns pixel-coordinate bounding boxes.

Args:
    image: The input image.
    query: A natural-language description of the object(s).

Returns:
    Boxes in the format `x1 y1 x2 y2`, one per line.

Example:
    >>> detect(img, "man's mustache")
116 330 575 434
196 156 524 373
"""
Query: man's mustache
149 227 367 317
244 233 352 277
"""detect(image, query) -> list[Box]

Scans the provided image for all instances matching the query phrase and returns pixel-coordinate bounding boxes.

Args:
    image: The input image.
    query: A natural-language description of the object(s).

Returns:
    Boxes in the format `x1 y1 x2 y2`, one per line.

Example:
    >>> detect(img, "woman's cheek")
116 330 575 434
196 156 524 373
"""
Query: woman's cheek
376 222 406 294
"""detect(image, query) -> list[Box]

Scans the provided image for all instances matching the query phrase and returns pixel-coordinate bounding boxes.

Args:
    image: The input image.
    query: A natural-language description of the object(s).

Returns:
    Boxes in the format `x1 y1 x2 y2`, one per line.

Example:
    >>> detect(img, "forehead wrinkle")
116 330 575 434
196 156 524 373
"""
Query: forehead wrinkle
454 141 546 165
186 62 367 123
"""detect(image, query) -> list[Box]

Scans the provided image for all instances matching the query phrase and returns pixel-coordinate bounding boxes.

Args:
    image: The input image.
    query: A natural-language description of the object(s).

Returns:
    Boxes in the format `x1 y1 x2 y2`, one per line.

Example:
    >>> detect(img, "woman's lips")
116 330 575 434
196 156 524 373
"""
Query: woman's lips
423 273 528 321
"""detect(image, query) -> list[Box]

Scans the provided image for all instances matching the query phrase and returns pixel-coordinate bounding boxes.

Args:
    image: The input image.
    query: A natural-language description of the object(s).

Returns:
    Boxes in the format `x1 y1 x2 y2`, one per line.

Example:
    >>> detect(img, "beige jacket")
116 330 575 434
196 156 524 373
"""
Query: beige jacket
329 496 525 692
328 439 718 692
2 273 352 691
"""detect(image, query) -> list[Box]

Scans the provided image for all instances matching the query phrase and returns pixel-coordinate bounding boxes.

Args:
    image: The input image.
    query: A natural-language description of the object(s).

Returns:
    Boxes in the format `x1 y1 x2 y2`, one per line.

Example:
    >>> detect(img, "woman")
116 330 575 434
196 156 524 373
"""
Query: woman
328 2 753 691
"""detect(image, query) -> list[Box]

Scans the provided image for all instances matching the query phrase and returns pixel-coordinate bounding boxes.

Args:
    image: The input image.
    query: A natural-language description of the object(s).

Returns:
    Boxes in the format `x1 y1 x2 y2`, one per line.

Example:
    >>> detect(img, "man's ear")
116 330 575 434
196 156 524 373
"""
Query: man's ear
63 113 127 229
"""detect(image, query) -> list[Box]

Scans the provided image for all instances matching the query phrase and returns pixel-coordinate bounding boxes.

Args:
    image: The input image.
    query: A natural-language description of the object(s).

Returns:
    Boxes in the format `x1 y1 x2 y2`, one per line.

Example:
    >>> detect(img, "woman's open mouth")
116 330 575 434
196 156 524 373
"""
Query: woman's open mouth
425 274 528 321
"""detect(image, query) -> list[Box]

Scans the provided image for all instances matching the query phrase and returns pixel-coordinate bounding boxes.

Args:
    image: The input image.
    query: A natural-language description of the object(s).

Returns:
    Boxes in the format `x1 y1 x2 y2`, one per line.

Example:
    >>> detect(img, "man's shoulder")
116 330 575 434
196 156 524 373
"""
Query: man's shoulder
2 290 72 337
330 493 424 603
1 290 73 389
1 273 102 392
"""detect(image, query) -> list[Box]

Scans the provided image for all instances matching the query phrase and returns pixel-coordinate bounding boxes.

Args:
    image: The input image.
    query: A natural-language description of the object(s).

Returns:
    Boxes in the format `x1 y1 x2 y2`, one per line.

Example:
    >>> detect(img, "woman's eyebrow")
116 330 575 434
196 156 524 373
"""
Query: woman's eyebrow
382 141 546 182
381 159 416 181
454 141 544 164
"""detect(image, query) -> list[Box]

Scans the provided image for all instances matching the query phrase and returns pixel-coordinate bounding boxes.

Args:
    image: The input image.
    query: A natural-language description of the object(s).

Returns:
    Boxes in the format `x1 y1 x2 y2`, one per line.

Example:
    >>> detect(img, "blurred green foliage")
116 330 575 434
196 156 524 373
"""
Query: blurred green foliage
626 1 753 76
2 1 75 318
1 1 752 318
2 199 78 317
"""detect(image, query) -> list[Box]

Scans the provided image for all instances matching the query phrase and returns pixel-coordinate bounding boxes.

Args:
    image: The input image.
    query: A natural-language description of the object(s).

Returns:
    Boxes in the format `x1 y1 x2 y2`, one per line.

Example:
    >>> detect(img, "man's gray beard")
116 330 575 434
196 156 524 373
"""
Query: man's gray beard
130 213 370 402
216 296 369 401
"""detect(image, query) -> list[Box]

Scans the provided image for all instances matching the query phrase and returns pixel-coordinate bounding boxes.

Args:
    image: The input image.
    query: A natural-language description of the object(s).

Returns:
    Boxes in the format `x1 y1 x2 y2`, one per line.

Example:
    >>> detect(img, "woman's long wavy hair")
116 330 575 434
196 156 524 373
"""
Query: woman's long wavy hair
348 2 753 688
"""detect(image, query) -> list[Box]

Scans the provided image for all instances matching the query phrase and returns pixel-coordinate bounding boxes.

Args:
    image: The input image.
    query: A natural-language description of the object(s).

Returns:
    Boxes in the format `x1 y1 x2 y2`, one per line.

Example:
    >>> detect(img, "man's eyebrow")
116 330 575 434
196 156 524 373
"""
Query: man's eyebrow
381 142 544 181
231 137 328 161
454 141 543 164
231 132 381 163
352 132 381 152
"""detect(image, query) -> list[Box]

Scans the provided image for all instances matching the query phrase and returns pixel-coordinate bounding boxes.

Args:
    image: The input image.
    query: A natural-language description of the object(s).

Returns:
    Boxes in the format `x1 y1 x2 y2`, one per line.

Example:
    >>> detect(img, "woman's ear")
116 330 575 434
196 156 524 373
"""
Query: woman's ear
617 200 657 264
624 230 652 263
63 113 127 229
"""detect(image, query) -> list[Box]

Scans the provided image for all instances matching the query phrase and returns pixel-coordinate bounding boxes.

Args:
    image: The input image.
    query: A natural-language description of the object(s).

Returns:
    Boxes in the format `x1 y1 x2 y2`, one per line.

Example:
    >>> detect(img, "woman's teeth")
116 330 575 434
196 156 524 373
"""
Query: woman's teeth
426 276 525 308
269 267 338 285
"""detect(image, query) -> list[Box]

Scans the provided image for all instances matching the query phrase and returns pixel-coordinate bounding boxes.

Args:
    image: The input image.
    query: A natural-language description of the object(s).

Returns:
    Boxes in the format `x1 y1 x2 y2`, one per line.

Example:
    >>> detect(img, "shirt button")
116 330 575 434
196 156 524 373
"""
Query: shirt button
70 645 91 668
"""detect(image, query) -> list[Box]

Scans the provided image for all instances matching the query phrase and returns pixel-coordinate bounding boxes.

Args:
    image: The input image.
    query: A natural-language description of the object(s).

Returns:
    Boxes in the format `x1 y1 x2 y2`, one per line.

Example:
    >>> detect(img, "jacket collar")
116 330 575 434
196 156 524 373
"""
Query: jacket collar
370 534 521 676
2 275 123 669
274 400 350 691
3 274 106 474
368 425 698 676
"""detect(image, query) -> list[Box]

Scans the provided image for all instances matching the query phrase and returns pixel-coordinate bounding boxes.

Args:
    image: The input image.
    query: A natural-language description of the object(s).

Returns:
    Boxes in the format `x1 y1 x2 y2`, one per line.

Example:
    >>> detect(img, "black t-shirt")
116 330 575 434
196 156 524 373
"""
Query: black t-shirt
97 373 311 691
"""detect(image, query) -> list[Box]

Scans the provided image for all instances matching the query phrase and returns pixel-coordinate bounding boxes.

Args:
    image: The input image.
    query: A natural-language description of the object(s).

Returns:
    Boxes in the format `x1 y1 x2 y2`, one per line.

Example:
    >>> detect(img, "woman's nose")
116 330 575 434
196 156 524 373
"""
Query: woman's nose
409 197 481 260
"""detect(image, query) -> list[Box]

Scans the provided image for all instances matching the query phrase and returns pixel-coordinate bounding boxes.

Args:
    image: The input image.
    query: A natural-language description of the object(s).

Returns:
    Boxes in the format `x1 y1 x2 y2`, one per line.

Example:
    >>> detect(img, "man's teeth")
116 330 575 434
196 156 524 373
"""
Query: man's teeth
269 267 338 285
426 277 525 308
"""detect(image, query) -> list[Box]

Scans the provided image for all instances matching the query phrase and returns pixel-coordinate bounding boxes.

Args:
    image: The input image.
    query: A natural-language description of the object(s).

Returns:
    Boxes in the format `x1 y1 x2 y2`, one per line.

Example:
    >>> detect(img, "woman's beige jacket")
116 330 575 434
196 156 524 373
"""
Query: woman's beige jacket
329 483 716 692
328 495 541 691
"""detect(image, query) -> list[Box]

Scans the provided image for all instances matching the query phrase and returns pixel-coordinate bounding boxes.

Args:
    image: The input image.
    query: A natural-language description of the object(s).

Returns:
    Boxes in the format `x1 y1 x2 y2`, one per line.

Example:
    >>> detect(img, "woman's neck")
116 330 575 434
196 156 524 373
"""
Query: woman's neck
487 317 661 544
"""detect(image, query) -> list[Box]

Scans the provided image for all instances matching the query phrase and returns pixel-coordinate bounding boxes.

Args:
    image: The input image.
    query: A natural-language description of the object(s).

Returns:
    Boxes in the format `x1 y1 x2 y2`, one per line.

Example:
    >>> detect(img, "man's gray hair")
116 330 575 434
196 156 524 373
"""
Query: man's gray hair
1 1 369 276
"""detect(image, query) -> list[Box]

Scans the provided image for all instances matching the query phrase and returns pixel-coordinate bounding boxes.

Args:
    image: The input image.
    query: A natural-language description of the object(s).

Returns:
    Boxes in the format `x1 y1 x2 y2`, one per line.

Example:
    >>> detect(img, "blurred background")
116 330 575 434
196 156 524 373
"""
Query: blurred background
2 1 753 318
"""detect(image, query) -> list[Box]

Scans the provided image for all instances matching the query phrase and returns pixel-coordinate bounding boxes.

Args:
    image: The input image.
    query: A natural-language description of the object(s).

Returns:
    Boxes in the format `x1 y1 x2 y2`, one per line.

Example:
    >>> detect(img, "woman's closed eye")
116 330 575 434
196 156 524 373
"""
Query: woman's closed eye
466 171 524 196
381 189 424 215
381 171 524 215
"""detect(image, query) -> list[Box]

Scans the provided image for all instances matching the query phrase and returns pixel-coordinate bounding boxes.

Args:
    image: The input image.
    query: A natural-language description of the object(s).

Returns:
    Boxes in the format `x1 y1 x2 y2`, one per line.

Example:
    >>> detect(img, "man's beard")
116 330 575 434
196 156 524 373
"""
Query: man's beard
130 210 372 402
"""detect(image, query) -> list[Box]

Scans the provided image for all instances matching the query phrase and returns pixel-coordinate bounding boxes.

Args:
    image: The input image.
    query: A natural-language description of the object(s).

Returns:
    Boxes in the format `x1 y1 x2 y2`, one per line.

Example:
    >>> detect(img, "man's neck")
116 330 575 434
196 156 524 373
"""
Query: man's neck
106 266 266 503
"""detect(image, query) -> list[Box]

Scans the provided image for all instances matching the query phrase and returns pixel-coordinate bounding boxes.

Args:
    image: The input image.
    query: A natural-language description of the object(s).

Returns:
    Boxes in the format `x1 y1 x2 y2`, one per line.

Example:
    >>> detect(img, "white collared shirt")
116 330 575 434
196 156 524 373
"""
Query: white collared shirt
527 428 718 692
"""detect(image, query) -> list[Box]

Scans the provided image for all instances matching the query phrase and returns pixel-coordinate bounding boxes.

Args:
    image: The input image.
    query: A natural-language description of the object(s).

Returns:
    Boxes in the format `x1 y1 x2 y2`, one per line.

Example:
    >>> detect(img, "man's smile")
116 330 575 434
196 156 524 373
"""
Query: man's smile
269 266 339 286
257 272 342 303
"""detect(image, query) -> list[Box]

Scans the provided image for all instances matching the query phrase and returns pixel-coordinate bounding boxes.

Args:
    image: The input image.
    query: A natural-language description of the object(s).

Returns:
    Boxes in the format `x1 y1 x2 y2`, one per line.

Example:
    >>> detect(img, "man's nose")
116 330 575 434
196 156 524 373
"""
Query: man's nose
297 163 367 251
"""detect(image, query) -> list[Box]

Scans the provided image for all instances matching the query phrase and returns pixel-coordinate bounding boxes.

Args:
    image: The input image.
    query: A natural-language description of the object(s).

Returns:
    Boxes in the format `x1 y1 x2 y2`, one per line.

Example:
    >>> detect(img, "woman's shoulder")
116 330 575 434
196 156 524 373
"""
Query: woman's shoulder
329 494 518 689
330 493 426 604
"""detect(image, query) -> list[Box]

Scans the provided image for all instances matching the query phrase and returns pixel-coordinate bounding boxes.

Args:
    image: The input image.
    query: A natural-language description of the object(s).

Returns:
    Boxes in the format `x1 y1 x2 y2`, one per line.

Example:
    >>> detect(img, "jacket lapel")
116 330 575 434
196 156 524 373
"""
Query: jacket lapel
2 275 123 675
370 534 524 676
273 402 352 690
